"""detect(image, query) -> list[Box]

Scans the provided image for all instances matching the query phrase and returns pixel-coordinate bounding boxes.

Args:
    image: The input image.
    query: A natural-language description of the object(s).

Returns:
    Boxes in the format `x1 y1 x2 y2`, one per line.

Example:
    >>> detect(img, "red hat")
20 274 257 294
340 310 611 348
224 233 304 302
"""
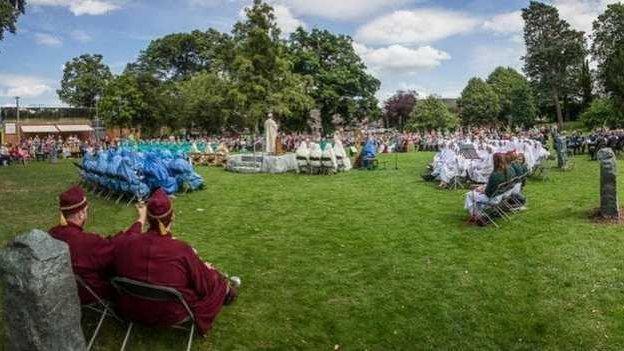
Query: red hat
59 186 88 215
147 188 173 228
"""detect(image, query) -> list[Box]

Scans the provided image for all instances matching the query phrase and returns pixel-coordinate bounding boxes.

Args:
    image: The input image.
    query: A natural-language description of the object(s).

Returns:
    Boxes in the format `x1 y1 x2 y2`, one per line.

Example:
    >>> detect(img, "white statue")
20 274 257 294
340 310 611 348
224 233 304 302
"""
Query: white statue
264 113 278 154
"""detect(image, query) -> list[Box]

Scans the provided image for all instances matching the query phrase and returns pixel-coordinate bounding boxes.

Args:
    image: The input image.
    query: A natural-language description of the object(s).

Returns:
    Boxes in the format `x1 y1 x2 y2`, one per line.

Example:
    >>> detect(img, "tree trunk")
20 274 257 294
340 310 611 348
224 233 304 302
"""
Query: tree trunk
552 88 563 130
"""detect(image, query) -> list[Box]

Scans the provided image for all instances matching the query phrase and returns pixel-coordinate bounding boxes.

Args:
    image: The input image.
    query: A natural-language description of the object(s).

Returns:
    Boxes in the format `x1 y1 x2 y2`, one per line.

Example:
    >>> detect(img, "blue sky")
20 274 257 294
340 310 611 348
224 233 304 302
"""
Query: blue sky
0 0 617 107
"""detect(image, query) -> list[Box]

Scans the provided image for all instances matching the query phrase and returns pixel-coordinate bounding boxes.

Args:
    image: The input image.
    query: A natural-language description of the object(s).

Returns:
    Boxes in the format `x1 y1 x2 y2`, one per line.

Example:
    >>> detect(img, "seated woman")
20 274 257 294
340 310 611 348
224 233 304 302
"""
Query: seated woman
465 153 509 223
483 153 508 198
113 189 238 335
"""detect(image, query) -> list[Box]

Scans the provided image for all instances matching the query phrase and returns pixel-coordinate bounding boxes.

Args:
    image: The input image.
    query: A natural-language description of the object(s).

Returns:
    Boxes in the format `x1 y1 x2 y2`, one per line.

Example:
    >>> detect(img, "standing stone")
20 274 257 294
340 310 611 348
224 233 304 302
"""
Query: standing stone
0 230 86 351
598 148 620 219
555 134 568 169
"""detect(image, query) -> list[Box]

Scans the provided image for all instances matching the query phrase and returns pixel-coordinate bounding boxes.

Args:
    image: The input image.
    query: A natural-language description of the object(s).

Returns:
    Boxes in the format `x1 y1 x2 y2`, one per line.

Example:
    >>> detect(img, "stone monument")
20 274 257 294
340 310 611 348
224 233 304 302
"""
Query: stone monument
0 230 86 351
308 109 322 135
598 148 620 220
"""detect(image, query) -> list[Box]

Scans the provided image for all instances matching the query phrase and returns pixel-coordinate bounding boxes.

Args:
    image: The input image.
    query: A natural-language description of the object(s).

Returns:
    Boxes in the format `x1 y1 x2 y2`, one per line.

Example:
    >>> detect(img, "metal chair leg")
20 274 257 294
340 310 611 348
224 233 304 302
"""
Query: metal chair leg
186 323 195 351
120 322 133 351
87 306 107 351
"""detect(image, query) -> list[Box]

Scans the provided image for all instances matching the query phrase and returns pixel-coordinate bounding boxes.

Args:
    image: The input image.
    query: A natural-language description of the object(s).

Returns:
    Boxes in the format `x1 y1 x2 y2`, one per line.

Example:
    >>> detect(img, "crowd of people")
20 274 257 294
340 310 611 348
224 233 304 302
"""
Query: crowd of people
423 132 550 188
567 129 624 159
0 135 95 166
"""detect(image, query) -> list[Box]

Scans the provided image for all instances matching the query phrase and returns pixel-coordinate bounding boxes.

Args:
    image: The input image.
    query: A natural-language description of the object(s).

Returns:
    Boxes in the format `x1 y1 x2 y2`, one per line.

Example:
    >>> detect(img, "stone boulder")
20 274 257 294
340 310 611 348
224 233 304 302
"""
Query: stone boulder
0 229 86 351
598 148 620 219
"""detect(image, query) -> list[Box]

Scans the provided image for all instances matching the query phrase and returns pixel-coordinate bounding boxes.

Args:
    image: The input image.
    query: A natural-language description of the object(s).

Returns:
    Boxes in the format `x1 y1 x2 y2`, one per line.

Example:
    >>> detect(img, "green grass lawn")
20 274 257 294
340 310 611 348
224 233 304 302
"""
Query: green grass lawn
2 152 624 350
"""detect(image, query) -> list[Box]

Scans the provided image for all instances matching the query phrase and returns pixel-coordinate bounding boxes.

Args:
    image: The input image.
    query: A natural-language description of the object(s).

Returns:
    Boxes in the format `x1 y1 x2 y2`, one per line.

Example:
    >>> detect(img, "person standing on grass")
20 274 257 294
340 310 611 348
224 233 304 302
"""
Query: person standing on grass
49 185 146 304
113 188 239 335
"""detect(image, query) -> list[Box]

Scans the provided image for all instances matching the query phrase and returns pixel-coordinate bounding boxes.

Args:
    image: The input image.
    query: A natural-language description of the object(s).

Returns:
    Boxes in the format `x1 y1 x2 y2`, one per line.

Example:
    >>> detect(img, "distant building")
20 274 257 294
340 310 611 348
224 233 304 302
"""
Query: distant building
0 106 98 145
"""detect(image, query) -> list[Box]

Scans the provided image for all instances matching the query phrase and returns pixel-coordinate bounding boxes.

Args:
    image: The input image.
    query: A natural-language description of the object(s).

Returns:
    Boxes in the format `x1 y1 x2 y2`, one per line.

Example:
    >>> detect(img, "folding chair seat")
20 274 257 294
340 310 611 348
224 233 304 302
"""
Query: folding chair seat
296 156 310 173
309 157 321 173
336 156 345 171
321 157 335 174
76 276 121 351
111 277 197 351
362 156 378 170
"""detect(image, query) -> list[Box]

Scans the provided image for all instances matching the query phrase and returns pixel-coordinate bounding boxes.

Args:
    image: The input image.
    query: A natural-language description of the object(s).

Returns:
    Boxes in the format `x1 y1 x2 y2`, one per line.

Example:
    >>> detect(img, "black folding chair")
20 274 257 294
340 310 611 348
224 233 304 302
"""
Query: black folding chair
75 275 122 351
111 277 196 351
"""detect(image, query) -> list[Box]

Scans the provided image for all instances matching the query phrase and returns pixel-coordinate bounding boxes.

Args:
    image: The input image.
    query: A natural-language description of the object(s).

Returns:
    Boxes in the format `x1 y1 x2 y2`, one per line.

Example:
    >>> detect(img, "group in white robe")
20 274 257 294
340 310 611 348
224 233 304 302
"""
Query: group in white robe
429 138 549 186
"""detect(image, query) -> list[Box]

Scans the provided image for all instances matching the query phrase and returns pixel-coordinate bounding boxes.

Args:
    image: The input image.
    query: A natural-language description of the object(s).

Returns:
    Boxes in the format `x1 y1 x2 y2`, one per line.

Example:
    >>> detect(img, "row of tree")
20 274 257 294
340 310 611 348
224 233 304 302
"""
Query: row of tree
383 1 624 131
55 0 380 135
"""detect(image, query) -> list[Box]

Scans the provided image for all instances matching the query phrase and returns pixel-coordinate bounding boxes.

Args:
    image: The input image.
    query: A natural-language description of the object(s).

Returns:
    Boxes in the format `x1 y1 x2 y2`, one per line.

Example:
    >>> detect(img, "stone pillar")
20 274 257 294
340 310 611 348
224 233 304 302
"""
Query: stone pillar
0 230 86 351
556 135 567 169
598 148 620 219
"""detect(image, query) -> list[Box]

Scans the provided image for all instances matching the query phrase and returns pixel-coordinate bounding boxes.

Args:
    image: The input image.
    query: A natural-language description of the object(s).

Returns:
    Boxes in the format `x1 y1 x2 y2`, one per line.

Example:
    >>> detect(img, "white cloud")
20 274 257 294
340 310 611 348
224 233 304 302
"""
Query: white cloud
483 11 523 34
34 33 63 47
237 3 305 38
273 5 305 37
355 43 450 73
29 0 121 15
470 44 525 78
355 9 479 45
552 0 620 33
0 74 53 98
70 30 92 43
277 0 412 21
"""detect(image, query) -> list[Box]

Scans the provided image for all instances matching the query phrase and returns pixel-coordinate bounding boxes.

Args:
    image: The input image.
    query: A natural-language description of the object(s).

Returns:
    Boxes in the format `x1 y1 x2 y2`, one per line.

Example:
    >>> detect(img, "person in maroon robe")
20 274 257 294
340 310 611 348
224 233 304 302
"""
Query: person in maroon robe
49 185 146 304
113 188 238 335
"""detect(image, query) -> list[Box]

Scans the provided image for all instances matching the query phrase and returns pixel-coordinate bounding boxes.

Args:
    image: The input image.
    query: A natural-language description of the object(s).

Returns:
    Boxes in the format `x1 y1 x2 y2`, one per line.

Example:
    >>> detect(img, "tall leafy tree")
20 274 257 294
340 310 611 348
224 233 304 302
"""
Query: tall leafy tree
578 59 594 109
592 3 624 111
407 95 458 131
486 67 528 123
289 27 381 129
0 0 25 42
99 72 175 135
230 0 313 132
459 77 501 126
510 83 538 127
58 54 113 107
383 90 417 130
128 29 233 81
177 72 234 133
522 1 587 129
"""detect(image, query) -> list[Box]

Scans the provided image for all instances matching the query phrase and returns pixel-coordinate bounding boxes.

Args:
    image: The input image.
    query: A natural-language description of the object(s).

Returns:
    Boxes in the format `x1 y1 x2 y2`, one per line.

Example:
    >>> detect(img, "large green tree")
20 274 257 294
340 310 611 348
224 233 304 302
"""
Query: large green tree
127 29 233 81
522 1 587 129
486 67 528 124
407 95 458 131
229 0 313 132
177 72 235 133
459 77 501 126
510 82 538 127
58 54 113 107
289 28 381 129
578 59 594 110
580 97 623 128
0 0 24 42
99 72 175 134
592 3 624 112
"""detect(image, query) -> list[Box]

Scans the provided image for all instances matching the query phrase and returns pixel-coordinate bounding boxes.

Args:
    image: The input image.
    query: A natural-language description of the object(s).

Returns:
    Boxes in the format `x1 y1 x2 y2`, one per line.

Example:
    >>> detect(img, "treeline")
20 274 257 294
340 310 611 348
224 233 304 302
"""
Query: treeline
383 1 624 131
55 0 380 135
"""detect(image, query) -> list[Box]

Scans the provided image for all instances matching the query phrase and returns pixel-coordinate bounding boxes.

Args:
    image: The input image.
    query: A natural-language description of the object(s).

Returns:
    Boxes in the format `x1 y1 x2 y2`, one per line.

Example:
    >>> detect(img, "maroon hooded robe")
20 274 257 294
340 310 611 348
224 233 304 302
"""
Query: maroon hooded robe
113 229 230 335
49 221 141 304
49 185 141 304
